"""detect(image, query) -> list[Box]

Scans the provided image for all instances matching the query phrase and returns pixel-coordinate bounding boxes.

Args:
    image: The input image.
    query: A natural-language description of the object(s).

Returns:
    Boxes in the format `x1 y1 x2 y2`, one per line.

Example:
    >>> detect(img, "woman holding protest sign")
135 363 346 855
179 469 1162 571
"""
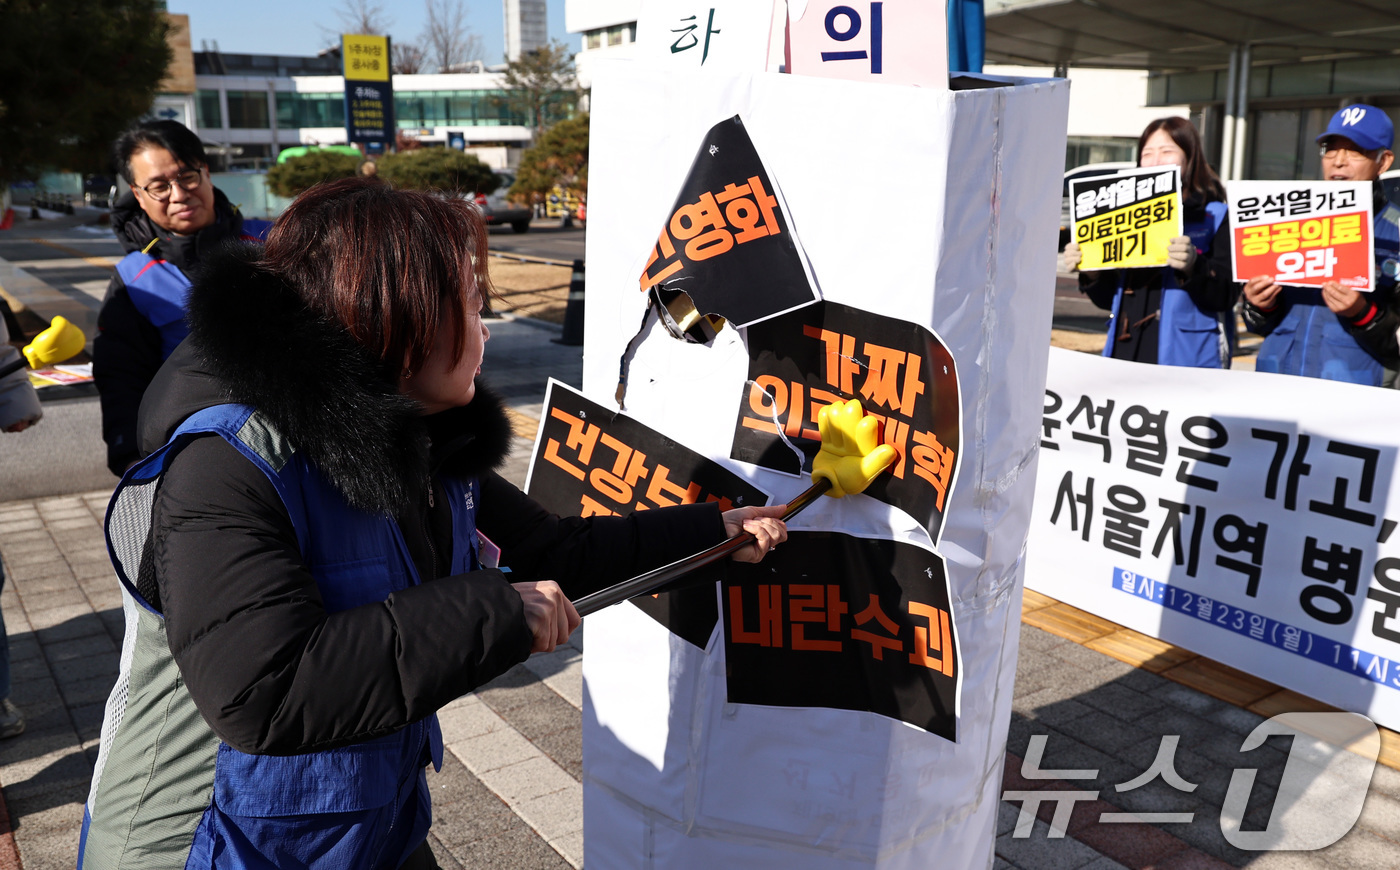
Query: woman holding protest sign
78 177 787 870
1064 117 1237 367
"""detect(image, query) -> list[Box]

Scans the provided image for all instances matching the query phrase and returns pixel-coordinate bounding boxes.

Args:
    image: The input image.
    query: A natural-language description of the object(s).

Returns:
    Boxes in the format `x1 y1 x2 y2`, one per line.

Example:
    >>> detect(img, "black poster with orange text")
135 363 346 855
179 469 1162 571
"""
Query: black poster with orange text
524 381 770 647
731 301 961 542
638 115 818 327
723 532 958 740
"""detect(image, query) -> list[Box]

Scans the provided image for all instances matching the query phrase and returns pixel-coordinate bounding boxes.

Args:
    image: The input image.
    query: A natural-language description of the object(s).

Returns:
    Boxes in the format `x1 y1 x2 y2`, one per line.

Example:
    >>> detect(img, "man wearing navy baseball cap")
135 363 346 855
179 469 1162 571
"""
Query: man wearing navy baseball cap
1243 104 1400 386
1317 104 1395 180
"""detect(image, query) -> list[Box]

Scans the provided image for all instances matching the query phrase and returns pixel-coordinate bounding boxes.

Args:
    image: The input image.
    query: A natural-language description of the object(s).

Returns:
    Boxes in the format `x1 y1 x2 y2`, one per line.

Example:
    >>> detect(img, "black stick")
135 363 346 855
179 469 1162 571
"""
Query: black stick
0 358 27 380
574 478 832 617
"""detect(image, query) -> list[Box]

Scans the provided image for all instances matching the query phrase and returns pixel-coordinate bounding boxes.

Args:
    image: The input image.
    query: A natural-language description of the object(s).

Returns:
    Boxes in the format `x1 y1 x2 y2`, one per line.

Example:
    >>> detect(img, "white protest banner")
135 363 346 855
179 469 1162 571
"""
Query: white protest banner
1069 165 1182 270
575 59 1067 868
786 0 947 87
1228 180 1375 290
1029 347 1400 731
635 0 777 72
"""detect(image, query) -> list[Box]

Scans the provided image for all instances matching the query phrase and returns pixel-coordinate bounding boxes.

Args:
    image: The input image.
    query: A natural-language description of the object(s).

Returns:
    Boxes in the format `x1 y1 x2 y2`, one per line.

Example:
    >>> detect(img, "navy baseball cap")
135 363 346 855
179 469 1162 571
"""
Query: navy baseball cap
1317 104 1394 152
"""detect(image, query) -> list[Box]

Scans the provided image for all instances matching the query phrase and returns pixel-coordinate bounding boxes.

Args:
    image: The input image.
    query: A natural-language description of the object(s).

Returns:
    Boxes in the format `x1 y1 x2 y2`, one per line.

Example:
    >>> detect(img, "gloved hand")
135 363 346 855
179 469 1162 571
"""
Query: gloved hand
1166 236 1197 273
811 399 898 498
1062 242 1082 274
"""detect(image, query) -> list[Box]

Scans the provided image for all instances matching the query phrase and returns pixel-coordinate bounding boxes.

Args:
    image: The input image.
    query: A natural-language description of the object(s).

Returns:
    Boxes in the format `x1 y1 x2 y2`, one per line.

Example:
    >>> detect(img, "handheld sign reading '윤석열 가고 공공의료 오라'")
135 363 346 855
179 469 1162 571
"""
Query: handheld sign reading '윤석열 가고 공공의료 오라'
1228 180 1375 290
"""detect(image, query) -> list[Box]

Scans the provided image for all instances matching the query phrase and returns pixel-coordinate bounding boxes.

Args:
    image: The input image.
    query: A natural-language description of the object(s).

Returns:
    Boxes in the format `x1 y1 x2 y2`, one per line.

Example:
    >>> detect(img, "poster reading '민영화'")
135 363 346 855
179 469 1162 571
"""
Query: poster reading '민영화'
637 115 819 328
1069 165 1182 270
1029 348 1400 731
1227 180 1375 289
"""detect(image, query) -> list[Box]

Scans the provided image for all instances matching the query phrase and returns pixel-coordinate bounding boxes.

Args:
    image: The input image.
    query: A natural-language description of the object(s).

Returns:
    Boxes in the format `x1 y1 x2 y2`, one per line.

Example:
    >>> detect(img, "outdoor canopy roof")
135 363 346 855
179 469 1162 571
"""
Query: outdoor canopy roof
984 0 1400 71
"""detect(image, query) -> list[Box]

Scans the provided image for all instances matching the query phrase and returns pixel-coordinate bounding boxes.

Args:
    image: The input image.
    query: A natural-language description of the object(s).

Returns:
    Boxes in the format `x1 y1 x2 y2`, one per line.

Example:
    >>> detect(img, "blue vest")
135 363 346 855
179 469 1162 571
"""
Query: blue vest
114 220 270 362
1102 200 1230 368
115 252 193 360
1255 201 1400 386
101 403 480 869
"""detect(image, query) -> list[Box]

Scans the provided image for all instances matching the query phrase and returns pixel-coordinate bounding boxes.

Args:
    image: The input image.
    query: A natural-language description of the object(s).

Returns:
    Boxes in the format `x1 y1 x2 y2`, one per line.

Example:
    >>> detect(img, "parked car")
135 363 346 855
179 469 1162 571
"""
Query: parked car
474 171 532 234
1383 169 1400 210
1060 161 1136 250
83 175 117 209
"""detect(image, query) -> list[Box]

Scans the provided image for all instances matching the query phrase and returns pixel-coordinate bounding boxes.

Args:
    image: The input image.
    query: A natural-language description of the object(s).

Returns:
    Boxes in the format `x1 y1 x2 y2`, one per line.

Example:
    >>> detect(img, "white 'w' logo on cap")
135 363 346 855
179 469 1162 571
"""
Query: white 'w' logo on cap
1342 107 1367 127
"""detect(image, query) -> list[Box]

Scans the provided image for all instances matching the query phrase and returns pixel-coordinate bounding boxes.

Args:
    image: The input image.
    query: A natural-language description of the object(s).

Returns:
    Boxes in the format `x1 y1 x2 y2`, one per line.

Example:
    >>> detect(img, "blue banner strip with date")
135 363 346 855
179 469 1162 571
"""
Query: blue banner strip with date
1111 568 1400 691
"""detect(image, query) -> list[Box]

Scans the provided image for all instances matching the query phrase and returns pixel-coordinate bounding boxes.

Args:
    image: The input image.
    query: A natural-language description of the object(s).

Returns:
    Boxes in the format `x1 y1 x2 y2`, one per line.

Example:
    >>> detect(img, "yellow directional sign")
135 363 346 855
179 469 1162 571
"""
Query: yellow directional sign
342 34 390 82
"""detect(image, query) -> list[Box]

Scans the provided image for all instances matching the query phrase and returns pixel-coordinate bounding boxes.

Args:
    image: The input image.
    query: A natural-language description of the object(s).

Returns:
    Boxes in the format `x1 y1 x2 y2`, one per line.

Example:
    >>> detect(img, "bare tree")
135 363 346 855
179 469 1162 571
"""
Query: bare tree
421 0 482 73
499 40 578 142
318 0 392 51
334 0 392 34
393 41 427 74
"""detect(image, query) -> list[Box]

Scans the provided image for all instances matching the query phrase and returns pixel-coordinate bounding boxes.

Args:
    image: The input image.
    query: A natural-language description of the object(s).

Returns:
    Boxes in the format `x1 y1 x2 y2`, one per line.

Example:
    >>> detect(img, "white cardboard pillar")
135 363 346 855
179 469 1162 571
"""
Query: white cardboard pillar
579 64 1068 867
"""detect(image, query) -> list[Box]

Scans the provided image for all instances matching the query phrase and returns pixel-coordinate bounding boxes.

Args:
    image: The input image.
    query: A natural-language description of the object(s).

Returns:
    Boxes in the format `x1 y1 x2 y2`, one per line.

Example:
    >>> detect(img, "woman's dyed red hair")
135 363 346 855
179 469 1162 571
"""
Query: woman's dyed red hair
261 176 493 376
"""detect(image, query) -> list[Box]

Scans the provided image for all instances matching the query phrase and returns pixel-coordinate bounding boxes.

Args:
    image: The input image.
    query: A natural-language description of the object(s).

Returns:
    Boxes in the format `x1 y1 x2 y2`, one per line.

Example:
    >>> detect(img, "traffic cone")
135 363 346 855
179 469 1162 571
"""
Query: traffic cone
555 259 585 346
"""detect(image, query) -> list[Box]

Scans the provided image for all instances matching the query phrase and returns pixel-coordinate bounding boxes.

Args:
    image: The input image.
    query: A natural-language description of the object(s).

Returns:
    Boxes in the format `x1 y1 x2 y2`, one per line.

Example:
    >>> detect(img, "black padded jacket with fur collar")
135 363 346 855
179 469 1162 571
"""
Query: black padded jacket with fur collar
133 243 726 755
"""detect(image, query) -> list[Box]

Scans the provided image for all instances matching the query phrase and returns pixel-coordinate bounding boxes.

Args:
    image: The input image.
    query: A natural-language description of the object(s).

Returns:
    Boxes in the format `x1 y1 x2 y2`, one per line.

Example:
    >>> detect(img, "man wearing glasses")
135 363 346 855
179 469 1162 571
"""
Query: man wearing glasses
1242 104 1400 386
95 120 265 475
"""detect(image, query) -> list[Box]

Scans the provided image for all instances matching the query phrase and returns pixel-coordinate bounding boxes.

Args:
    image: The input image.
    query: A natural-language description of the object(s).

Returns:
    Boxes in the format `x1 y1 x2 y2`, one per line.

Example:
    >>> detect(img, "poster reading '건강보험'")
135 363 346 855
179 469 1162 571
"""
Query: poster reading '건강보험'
570 36 1068 870
524 380 771 648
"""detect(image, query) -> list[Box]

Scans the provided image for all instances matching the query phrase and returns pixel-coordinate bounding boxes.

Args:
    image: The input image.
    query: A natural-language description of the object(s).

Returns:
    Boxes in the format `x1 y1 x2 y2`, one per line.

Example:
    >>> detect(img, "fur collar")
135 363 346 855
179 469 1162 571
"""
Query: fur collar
184 242 513 514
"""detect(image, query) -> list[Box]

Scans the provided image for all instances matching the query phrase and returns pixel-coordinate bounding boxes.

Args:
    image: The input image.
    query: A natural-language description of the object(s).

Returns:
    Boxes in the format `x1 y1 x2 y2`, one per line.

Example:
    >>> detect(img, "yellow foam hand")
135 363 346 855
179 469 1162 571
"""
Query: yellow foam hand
810 399 898 498
23 316 85 368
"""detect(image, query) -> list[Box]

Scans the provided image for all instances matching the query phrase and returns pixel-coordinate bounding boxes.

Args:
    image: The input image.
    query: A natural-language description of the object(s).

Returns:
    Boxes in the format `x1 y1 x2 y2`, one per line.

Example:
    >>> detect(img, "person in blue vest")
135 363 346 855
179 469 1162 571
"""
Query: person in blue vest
1064 117 1237 367
1242 104 1400 386
94 120 269 476
78 177 789 870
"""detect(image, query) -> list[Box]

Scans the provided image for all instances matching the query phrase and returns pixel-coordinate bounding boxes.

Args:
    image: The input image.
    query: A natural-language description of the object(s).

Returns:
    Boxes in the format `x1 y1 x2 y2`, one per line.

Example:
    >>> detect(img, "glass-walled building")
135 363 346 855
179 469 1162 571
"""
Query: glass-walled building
1148 58 1400 181
190 53 556 169
983 0 1400 184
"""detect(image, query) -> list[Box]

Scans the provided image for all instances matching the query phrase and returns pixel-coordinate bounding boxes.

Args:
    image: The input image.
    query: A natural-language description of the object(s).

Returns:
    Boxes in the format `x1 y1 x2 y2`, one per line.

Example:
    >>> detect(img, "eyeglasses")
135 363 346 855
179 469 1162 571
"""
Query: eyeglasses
136 168 205 202
1320 141 1379 162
